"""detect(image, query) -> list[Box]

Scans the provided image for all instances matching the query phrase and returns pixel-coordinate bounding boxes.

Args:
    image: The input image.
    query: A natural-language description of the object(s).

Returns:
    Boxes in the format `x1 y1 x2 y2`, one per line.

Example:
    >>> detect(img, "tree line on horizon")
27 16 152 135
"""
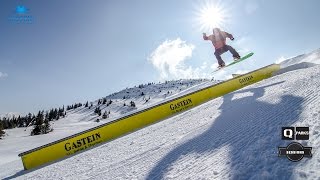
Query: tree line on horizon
0 103 79 138
0 97 114 138
1 79 207 139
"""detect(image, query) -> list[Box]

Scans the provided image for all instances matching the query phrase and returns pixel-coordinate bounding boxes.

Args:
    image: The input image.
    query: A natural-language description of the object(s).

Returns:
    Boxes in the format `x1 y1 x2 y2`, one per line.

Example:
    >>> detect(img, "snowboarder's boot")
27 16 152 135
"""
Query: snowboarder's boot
233 55 241 61
218 63 226 68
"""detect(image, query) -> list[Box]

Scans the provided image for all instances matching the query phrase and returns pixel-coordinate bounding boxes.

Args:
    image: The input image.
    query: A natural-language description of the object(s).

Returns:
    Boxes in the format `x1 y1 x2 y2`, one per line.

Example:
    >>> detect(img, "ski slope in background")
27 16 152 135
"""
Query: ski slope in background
1 49 320 179
0 79 219 166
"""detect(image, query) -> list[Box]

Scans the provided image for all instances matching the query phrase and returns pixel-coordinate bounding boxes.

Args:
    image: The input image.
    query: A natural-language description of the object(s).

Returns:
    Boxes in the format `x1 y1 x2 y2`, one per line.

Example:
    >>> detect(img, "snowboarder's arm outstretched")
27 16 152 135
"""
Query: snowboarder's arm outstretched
224 31 235 40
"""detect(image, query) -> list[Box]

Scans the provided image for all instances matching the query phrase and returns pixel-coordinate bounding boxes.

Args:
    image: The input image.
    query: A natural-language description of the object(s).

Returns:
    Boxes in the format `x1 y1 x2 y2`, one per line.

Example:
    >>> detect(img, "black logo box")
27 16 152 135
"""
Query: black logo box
282 127 309 140
278 142 312 162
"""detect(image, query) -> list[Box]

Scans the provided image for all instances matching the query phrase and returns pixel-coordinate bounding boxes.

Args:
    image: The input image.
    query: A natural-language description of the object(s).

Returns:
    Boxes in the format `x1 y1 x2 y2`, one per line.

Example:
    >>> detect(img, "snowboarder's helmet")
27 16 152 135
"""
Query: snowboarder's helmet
213 28 220 33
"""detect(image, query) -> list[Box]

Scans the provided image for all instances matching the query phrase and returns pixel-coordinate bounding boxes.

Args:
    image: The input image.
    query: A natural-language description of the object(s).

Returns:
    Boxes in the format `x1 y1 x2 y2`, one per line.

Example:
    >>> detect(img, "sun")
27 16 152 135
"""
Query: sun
194 1 230 32
200 6 223 29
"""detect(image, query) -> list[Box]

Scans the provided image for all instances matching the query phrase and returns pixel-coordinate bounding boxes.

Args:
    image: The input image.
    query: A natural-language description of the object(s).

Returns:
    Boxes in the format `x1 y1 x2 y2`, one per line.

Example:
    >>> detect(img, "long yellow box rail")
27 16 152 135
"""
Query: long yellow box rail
19 64 280 170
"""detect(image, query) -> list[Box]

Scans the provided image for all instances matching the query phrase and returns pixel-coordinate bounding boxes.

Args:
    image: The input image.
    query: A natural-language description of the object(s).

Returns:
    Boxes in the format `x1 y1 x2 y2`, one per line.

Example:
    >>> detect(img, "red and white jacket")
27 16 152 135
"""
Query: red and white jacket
203 30 234 49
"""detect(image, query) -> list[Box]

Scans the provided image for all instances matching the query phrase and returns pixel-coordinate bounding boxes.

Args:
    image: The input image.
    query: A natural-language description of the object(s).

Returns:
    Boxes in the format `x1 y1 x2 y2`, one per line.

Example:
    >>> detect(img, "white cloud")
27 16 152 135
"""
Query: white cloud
148 38 252 81
0 72 8 78
149 38 202 80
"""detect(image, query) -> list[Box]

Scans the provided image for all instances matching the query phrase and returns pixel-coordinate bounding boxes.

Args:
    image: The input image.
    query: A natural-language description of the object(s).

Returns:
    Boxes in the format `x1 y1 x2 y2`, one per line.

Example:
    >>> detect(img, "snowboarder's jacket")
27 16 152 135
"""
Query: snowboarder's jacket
203 29 234 49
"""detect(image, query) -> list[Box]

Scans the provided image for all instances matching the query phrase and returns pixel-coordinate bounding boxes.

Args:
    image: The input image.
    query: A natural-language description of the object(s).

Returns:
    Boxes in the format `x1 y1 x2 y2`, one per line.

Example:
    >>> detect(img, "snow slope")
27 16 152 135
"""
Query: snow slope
0 79 219 176
278 48 320 68
1 51 320 179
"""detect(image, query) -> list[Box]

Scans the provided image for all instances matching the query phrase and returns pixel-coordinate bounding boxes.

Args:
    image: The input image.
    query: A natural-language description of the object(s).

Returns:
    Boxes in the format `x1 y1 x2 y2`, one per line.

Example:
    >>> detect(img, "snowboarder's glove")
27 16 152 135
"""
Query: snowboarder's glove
230 37 234 41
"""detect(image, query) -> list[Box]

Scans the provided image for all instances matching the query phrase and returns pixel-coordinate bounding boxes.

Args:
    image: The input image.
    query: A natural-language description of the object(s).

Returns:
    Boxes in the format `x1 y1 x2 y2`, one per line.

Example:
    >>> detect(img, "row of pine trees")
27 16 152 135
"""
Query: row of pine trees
0 97 124 138
0 103 78 137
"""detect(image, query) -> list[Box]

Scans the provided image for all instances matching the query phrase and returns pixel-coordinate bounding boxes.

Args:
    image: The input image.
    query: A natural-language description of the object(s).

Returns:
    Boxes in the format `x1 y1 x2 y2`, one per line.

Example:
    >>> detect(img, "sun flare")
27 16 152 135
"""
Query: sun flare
194 1 229 32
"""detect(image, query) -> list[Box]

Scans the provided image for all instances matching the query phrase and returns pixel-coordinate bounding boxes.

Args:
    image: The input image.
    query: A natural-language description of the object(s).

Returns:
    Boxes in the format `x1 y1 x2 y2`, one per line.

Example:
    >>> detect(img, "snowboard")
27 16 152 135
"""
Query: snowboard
213 52 254 72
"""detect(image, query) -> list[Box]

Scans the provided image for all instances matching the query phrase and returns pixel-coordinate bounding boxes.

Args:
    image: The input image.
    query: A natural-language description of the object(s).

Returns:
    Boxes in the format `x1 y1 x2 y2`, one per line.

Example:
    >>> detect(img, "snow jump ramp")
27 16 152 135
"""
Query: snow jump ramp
19 64 280 170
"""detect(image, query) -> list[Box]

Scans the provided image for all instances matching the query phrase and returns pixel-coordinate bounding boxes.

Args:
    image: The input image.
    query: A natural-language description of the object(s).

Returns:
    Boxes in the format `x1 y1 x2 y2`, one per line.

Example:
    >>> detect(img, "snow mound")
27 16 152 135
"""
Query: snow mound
274 62 318 76
273 48 320 75
279 48 320 68
4 63 320 180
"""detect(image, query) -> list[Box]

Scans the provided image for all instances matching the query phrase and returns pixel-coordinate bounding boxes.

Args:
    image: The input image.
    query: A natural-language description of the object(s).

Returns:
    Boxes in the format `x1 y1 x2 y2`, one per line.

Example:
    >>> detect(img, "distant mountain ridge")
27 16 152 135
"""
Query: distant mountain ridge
0 112 21 119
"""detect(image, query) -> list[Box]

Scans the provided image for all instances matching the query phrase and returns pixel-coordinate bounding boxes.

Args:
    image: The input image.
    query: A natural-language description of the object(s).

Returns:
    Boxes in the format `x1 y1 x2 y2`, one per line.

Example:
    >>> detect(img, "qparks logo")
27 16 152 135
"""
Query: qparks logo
278 127 312 162
8 4 34 24
281 127 309 140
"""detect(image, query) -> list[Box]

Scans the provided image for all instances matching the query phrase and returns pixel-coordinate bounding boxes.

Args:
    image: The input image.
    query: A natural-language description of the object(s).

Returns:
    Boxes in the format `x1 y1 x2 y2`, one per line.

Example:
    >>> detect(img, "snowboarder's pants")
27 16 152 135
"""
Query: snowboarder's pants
214 45 240 65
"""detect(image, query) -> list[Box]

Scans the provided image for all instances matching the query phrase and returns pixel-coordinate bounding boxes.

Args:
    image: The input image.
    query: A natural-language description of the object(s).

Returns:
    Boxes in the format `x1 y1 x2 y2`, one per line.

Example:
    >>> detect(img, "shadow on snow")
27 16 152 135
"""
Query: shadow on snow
147 81 304 179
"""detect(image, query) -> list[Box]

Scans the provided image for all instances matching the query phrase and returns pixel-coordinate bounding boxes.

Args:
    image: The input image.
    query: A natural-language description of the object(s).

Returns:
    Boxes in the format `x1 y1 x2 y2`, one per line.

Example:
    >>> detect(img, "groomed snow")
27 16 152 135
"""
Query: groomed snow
0 79 218 178
1 50 320 179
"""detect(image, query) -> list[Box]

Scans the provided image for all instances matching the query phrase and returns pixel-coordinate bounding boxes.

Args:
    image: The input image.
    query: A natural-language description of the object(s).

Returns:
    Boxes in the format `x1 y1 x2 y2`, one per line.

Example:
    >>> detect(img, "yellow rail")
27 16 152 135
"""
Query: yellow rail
19 64 280 170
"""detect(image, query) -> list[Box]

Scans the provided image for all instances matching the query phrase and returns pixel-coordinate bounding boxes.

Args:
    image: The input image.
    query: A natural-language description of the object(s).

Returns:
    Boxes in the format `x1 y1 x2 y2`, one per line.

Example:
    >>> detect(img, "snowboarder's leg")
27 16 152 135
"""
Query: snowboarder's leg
225 45 240 59
214 48 225 67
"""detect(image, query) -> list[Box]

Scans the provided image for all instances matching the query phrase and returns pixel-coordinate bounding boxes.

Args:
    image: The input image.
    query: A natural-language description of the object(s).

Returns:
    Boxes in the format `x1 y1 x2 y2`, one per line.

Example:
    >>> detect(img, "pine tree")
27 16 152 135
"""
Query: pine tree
31 111 52 136
11 116 17 128
2 118 8 129
17 115 24 127
45 112 49 122
48 109 54 121
54 108 59 120
0 120 5 138
102 111 108 119
26 113 33 127
94 107 101 116
85 101 89 107
59 107 64 117
42 119 52 134
130 101 136 107
31 111 44 136
107 100 113 106
103 98 107 104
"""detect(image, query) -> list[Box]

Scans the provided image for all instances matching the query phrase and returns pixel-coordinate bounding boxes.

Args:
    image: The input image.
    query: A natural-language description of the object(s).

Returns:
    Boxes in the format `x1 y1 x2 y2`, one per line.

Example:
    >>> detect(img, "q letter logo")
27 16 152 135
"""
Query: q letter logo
282 127 294 140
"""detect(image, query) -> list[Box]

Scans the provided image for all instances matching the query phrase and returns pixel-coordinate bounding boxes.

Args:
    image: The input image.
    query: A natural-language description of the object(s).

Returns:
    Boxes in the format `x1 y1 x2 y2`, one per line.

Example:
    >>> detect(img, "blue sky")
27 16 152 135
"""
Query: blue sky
1 0 320 115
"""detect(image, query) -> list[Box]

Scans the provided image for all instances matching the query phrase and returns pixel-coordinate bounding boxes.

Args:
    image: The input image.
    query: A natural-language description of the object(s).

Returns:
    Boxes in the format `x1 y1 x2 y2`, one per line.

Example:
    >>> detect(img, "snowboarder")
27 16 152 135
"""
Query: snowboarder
203 28 241 68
